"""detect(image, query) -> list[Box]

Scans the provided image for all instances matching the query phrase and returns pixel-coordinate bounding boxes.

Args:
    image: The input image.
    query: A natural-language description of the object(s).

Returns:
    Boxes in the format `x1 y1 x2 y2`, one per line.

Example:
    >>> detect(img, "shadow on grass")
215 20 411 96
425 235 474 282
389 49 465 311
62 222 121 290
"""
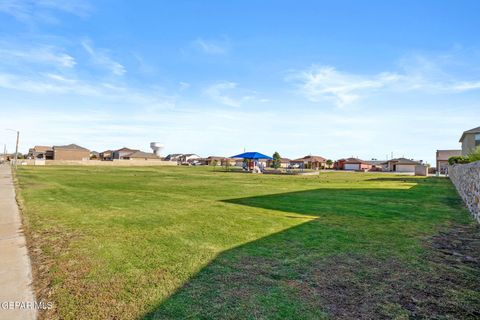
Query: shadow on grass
141 178 478 319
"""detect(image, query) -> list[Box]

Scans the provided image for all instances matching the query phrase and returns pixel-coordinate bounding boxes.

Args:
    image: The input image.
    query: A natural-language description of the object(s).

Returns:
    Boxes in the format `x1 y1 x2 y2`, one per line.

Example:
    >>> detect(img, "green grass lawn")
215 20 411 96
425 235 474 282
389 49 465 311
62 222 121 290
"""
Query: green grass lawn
16 166 480 319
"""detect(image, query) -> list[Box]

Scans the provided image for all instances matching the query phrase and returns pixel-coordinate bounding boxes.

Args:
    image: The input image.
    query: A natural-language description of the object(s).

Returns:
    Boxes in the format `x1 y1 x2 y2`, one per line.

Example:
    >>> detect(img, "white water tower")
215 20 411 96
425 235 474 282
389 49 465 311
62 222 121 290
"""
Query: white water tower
150 142 164 158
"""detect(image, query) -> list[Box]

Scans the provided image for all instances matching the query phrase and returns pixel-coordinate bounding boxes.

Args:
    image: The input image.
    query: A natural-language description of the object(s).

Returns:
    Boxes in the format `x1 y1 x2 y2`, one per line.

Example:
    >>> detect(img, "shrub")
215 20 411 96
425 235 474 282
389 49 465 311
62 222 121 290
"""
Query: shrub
448 156 470 165
468 146 480 162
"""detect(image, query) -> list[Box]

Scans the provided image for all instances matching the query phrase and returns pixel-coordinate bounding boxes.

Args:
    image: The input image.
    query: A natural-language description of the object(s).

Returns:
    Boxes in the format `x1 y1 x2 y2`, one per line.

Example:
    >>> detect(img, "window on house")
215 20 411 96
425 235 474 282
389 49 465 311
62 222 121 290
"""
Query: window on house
476 133 480 146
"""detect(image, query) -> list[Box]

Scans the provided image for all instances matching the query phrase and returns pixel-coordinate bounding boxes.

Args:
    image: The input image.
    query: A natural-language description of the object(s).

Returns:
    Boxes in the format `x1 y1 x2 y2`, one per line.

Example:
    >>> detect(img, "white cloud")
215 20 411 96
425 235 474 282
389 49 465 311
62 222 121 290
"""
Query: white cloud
204 81 269 107
290 54 480 107
292 66 399 107
0 0 92 22
0 46 76 68
193 38 229 55
81 40 126 76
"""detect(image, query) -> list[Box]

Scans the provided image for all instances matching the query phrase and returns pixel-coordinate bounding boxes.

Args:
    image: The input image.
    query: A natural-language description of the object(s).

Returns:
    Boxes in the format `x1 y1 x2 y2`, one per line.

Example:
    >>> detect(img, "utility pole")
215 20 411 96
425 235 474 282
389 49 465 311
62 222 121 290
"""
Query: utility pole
6 129 19 169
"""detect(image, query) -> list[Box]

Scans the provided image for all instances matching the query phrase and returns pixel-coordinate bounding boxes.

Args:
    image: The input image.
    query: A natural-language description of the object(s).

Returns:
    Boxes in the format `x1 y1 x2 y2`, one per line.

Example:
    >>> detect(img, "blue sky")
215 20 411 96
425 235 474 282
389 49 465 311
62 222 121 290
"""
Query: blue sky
0 0 479 164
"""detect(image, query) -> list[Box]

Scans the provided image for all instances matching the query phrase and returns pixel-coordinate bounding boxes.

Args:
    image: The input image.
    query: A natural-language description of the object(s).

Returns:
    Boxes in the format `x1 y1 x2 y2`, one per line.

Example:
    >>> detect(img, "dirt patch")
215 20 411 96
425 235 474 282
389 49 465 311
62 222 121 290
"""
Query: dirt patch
289 223 480 319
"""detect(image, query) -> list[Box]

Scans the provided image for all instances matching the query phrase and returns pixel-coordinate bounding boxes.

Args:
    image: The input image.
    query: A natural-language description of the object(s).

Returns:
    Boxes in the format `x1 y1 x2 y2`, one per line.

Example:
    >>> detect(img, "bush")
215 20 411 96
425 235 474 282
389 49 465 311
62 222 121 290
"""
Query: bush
468 146 480 162
448 156 470 165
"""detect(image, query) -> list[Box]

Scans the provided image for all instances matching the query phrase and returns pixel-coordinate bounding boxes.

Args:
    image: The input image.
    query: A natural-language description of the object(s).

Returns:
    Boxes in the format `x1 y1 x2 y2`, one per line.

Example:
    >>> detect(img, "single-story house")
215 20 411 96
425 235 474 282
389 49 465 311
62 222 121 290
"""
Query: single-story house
384 158 423 173
335 158 372 171
179 154 201 164
459 126 480 156
204 156 228 166
111 148 159 160
27 145 53 159
51 144 90 161
291 155 327 170
266 157 291 168
125 150 159 160
365 160 387 171
99 150 114 161
112 147 139 160
164 154 183 161
436 149 461 174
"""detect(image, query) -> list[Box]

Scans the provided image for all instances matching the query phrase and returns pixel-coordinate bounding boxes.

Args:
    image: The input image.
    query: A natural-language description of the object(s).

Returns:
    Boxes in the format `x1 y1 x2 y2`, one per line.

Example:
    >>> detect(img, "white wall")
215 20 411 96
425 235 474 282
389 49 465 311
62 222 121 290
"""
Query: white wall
395 164 415 172
344 163 360 170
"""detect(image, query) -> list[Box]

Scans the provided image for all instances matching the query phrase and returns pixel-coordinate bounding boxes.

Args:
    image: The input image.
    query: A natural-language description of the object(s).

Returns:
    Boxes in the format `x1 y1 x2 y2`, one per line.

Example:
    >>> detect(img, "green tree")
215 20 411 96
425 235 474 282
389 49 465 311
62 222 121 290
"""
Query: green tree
326 159 333 168
468 146 480 162
272 152 281 169
212 159 218 171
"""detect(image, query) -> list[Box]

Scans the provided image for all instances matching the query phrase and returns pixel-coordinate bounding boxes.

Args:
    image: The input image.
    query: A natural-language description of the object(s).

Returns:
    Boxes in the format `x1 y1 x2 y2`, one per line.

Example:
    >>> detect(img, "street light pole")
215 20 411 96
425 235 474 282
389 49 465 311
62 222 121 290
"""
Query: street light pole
6 129 19 169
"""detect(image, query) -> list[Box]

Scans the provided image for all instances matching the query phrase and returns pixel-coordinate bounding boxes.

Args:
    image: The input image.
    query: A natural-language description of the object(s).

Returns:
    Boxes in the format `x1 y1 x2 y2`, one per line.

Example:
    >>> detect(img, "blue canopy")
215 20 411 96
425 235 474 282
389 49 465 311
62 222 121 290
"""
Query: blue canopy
230 152 272 160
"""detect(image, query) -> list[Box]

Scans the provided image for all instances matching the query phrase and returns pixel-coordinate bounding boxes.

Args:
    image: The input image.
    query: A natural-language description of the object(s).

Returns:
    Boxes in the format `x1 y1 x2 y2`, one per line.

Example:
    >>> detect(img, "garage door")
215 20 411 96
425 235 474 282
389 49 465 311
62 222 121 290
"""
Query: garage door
344 163 360 170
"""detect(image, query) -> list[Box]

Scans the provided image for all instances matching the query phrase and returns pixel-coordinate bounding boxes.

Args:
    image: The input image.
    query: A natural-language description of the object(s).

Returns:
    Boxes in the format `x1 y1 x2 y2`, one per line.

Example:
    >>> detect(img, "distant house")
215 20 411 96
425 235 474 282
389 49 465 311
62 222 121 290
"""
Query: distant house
180 154 201 164
165 153 201 164
52 144 90 161
90 151 100 160
27 146 53 159
291 155 327 170
436 150 461 174
335 158 372 171
164 154 183 161
266 157 291 168
365 160 387 171
111 148 159 160
126 150 159 160
384 158 423 173
99 150 114 161
459 126 480 156
204 156 226 165
112 147 139 160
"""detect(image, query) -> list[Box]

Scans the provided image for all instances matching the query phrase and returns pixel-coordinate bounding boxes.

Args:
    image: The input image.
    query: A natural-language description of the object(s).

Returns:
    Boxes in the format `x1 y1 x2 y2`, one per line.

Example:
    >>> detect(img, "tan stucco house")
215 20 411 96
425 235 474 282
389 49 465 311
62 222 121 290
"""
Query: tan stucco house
384 158 423 173
459 126 480 156
436 149 461 174
52 144 90 161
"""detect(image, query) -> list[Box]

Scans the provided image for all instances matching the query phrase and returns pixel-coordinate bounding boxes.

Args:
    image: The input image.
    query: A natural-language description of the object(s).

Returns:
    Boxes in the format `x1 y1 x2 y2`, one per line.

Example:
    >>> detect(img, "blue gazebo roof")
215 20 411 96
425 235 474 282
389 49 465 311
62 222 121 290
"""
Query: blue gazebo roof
230 152 272 160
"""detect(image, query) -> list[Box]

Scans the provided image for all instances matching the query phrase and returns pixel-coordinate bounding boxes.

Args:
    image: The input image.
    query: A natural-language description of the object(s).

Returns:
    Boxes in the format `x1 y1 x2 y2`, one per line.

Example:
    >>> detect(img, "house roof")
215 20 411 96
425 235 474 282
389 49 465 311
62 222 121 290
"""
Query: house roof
115 147 139 152
344 157 369 164
292 155 327 163
365 160 386 165
459 126 480 142
32 145 52 152
126 151 159 159
385 158 422 165
53 144 89 151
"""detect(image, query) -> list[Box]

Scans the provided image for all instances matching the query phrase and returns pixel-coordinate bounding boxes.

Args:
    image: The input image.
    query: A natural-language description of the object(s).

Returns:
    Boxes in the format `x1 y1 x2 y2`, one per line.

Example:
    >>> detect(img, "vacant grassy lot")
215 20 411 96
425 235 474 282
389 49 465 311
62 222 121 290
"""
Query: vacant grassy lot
16 166 480 319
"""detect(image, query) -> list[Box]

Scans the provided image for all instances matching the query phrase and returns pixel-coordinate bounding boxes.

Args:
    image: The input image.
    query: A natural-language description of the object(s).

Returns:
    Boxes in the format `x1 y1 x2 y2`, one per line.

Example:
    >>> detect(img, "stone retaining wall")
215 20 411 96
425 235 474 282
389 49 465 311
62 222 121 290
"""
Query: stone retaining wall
449 161 480 222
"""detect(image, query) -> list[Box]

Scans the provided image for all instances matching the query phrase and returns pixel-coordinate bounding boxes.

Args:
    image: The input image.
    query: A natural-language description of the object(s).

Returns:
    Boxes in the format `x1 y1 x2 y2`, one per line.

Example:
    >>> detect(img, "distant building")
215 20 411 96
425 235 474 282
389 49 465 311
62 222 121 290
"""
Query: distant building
27 146 53 159
384 158 423 173
291 155 327 170
165 153 201 164
266 157 291 168
179 154 201 164
436 150 461 174
164 154 183 161
52 144 90 161
459 126 480 156
335 158 372 171
111 147 159 160
112 147 139 160
99 150 114 161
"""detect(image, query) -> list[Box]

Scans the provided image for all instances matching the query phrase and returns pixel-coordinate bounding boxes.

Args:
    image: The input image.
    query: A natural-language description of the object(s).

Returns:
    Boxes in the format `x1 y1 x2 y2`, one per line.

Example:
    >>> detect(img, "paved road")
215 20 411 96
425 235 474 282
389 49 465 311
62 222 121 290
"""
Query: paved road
0 165 36 320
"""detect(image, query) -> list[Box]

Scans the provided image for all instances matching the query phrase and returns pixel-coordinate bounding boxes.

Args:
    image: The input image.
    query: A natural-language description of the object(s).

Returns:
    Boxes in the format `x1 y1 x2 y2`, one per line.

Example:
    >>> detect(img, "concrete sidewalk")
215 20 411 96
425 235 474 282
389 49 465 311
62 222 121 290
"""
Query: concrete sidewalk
0 165 36 320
